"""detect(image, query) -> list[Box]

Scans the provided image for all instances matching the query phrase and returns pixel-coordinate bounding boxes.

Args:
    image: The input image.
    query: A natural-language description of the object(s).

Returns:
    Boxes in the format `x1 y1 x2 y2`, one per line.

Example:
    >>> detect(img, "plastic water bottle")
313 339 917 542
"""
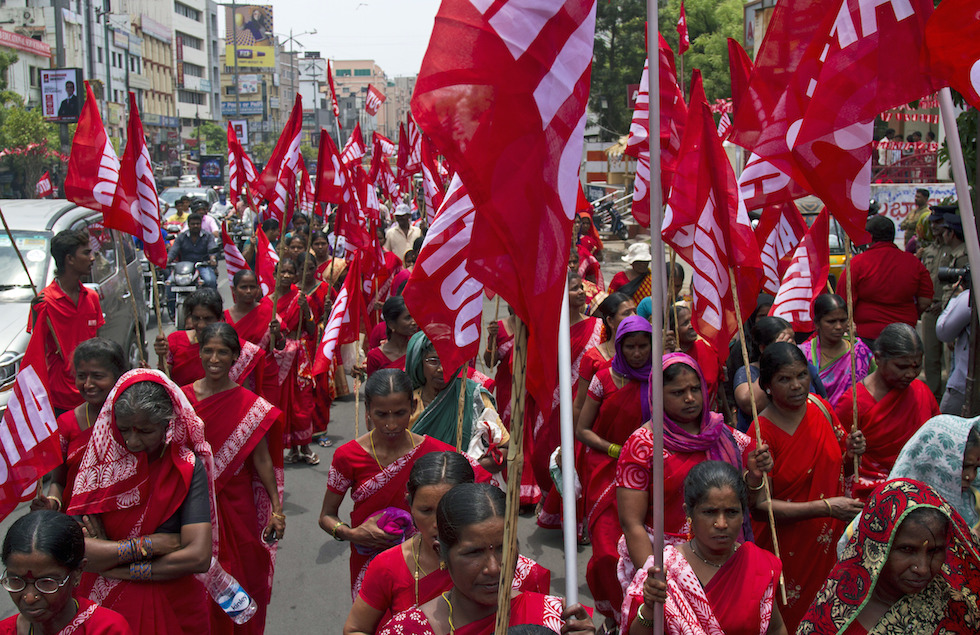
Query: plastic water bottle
202 559 257 624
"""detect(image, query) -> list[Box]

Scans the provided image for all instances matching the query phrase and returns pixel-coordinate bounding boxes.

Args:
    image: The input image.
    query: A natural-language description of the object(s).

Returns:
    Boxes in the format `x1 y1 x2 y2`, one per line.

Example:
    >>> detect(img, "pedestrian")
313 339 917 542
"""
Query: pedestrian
365 296 418 377
920 207 952 400
383 204 422 262
608 243 652 307
799 293 875 407
167 213 218 289
899 187 930 248
937 282 972 415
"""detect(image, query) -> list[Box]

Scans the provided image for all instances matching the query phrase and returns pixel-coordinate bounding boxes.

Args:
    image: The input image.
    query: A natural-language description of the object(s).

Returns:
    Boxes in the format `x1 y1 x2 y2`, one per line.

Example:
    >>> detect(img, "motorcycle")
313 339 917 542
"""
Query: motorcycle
167 261 203 325
592 193 634 241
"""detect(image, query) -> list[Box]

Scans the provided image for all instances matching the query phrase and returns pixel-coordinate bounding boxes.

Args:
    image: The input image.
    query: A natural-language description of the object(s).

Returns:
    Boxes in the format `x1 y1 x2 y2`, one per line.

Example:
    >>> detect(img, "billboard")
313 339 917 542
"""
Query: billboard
198 155 225 186
229 120 249 146
225 5 275 68
40 68 83 123
238 74 260 95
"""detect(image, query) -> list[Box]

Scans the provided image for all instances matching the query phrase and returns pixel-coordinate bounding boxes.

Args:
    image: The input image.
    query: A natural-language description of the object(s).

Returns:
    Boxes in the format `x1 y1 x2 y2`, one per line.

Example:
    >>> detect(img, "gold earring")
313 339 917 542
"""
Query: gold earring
439 561 447 570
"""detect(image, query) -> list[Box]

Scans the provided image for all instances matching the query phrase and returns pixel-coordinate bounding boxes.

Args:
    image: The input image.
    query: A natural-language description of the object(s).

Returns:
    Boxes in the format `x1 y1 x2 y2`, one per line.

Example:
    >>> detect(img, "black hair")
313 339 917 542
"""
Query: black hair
382 296 409 339
916 188 930 198
51 229 88 274
873 323 923 361
189 200 209 212
758 341 808 390
403 249 418 264
184 287 223 320
567 269 582 285
363 369 414 407
287 233 306 246
261 219 280 233
232 268 258 287
437 483 505 558
901 507 949 539
407 452 475 504
2 510 85 570
73 337 128 379
187 212 204 225
813 294 847 324
683 461 748 515
277 258 297 275
199 322 241 357
667 302 691 331
507 627 555 635
310 231 329 245
664 361 698 385
967 426 980 452
749 316 792 360
292 214 308 226
295 252 315 273
668 260 685 283
867 215 896 243
595 292 633 338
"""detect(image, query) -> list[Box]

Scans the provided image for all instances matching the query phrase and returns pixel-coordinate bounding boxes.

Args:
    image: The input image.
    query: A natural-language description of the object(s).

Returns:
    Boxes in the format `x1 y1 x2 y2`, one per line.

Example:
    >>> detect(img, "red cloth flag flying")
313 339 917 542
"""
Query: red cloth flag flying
297 155 315 217
65 82 119 215
727 38 753 118
373 132 396 157
716 112 732 139
340 123 366 169
313 254 365 376
737 151 809 212
227 122 258 208
373 148 400 204
221 223 249 287
405 116 422 175
403 174 483 382
36 172 52 198
0 364 62 521
755 202 808 295
257 96 303 229
327 60 342 129
314 129 354 206
663 71 762 357
109 92 167 267
677 1 690 55
255 228 279 296
420 138 445 226
365 84 387 116
625 36 687 227
769 208 830 331
412 0 597 411
926 0 980 109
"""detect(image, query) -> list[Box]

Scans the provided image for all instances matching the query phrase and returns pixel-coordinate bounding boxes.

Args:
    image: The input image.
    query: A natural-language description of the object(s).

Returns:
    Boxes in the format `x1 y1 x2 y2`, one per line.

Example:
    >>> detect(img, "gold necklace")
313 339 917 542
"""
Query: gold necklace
688 539 734 569
442 591 455 634
412 534 427 605
369 430 417 470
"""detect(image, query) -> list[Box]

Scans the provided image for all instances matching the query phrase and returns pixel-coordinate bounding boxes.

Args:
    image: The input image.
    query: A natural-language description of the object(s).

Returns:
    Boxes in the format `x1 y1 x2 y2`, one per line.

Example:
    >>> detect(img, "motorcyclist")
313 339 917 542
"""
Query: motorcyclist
167 196 191 229
187 198 220 237
168 212 218 288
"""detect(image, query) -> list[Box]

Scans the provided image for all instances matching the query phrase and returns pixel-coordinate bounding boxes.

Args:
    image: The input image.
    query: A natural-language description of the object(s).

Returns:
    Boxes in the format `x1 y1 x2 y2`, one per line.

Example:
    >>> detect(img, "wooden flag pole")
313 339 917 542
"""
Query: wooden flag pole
295 223 316 339
730 268 788 605
114 234 146 365
456 366 468 451
669 249 680 351
353 345 362 438
843 239 860 479
484 296 502 371
493 319 528 634
150 265 169 375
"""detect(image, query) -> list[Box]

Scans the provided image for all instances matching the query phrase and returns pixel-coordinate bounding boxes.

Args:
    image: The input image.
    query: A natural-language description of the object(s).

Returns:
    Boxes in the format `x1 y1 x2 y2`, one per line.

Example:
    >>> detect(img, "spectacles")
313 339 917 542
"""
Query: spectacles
1 571 72 594
422 357 442 367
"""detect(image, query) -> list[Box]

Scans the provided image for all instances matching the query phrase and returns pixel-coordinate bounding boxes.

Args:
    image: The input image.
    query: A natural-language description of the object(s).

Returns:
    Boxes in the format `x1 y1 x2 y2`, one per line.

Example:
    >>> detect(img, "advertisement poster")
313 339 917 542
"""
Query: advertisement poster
198 155 225 186
229 119 249 146
41 68 83 123
225 5 274 68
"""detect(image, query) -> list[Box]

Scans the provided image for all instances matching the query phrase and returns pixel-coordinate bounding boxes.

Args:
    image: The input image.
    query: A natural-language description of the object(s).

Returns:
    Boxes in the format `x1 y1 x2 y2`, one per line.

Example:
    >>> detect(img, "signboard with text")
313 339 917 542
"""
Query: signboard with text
224 5 275 68
40 68 83 123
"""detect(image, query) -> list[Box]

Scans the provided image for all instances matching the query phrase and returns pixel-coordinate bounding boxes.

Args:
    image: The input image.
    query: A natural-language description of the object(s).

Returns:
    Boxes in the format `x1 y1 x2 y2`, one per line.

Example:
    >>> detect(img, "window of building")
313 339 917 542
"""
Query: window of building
178 90 205 105
353 68 371 77
29 66 39 88
174 1 201 22
182 62 204 78
97 47 102 63
335 69 351 77
178 32 203 50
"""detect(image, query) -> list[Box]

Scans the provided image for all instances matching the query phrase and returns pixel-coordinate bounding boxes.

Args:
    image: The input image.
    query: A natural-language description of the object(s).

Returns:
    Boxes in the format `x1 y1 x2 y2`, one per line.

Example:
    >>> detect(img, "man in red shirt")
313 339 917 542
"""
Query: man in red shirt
26 229 104 414
837 215 932 343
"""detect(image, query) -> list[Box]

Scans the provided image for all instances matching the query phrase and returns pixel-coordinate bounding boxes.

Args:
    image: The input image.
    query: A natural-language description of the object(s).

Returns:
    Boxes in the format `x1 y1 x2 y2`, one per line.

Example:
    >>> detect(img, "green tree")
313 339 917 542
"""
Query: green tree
251 141 272 164
191 121 225 156
300 143 316 164
658 0 744 102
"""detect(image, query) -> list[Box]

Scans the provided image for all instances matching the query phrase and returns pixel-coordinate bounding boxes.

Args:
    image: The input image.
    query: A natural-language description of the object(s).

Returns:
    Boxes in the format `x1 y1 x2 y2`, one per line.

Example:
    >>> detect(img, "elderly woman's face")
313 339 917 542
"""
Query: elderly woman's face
422 349 445 392
686 486 742 560
876 515 948 600
116 410 167 457
877 353 923 392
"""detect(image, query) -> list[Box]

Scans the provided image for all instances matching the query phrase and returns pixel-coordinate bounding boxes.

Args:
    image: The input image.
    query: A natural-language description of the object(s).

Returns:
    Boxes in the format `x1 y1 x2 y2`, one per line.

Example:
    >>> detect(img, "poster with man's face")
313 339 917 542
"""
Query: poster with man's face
41 68 83 123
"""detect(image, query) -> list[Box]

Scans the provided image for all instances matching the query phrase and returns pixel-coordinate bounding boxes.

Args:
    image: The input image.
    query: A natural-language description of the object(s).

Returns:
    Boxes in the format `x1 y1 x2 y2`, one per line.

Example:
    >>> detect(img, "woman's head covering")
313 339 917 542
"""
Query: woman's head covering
405 330 433 390
799 479 980 634
612 316 652 422
890 414 980 528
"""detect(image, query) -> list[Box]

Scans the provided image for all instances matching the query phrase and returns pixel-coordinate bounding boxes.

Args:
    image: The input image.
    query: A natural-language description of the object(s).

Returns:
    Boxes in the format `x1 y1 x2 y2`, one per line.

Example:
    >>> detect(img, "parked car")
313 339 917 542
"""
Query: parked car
178 174 201 187
0 200 149 415
159 186 219 211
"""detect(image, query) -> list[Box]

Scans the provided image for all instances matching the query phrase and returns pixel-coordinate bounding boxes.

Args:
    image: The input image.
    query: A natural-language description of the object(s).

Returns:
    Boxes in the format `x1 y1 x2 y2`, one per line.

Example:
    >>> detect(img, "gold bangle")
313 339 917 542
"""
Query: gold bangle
747 478 765 491
331 520 348 541
607 443 622 459
271 511 286 521
636 602 656 628
46 496 62 512
823 499 833 517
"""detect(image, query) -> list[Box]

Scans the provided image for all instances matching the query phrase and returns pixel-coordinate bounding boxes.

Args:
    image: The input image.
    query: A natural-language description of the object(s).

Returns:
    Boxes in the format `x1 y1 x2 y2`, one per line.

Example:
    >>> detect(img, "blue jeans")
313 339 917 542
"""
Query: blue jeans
198 265 217 288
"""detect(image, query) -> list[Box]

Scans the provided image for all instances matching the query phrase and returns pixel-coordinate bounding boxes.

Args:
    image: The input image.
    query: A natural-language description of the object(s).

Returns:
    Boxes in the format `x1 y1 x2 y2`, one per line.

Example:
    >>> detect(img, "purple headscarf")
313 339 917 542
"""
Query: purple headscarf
612 315 653 422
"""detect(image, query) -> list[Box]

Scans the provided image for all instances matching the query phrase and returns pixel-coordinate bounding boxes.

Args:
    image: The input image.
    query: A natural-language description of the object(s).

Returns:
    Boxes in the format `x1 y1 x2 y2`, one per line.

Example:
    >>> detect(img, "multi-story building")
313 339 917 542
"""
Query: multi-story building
173 0 216 147
0 27 52 108
219 35 297 147
387 75 416 139
331 59 389 138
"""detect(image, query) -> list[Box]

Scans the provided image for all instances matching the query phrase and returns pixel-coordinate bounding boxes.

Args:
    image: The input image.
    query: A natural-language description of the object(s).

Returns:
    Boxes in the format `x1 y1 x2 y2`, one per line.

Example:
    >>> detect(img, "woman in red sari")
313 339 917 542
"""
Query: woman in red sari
378 483 595 634
624 461 787 635
575 315 651 627
223 269 282 406
573 292 636 425
319 370 469 599
66 369 217 635
296 252 337 447
834 323 939 499
0 510 132 634
182 323 285 635
533 271 603 530
750 343 866 630
345 452 550 634
365 296 418 377
34 338 128 512
666 304 722 404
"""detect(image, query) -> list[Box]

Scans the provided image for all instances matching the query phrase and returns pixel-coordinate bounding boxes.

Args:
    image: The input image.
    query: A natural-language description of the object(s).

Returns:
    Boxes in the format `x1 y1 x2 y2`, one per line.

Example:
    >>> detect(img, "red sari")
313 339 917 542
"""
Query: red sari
167 331 264 390
274 286 315 446
366 347 407 376
0 597 133 634
360 547 550 631
224 299 281 406
377 592 567 635
834 379 939 499
181 385 283 635
493 322 540 507
754 397 847 631
622 544 782 634
56 409 93 508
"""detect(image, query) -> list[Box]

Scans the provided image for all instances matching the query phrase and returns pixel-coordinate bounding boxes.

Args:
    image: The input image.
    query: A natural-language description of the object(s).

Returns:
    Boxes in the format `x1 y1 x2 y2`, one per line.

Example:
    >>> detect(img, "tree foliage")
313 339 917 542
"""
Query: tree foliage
192 121 225 156
251 141 272 164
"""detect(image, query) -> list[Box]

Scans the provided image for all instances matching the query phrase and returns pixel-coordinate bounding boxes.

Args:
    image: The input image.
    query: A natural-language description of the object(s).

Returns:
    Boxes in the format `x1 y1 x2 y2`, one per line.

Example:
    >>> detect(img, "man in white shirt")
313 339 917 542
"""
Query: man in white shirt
383 204 422 262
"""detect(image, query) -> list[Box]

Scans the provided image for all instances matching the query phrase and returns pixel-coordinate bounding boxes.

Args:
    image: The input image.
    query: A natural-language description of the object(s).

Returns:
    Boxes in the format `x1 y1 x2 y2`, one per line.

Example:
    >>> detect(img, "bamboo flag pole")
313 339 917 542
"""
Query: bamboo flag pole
354 345 362 438
494 319 528 635
844 239 860 479
294 225 316 340
484 296 502 372
730 269 787 605
114 234 146 365
150 265 169 375
455 366 467 451
669 249 680 351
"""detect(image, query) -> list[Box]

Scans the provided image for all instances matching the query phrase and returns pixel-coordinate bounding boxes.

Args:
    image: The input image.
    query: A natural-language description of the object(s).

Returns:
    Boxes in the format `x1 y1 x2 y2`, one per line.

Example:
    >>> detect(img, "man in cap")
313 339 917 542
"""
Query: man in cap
920 206 951 399
939 212 969 309
383 203 422 262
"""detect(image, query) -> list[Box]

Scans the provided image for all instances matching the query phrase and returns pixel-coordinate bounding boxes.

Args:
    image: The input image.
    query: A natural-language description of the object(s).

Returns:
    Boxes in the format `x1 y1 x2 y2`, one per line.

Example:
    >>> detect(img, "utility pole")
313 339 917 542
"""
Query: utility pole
231 0 240 117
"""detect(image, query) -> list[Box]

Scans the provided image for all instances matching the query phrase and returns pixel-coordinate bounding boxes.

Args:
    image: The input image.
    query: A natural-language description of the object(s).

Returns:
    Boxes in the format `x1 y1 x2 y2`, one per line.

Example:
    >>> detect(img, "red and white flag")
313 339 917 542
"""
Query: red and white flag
404 116 422 174
255 96 303 229
420 138 444 226
0 364 61 522
109 92 167 267
36 172 52 198
926 0 980 110
716 112 732 139
340 123 366 169
364 84 387 116
227 122 258 208
312 253 365 375
221 223 249 286
677 1 690 55
663 71 762 358
65 82 119 215
754 202 808 296
297 155 315 217
770 208 830 332
413 0 597 411
403 174 483 382
314 129 353 206
327 60 342 129
373 132 396 158
255 228 279 296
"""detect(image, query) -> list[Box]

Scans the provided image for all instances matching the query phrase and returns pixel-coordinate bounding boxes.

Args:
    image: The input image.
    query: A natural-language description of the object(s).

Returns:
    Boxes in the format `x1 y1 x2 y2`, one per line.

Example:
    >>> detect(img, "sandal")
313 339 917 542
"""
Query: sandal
300 449 320 465
316 437 334 448
284 450 299 464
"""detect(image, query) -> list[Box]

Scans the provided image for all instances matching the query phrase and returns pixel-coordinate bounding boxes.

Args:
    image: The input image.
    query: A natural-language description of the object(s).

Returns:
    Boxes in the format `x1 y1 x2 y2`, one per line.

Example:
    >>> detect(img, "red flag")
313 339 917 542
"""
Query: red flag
373 132 396 157
314 129 354 206
405 116 422 175
255 228 279 296
65 82 119 214
403 174 483 382
257 97 303 229
340 123 366 169
769 208 830 332
0 364 62 522
677 1 690 55
737 151 809 212
372 147 400 204
364 84 387 116
663 71 762 356
221 223 250 286
327 60 342 130
297 155 315 217
227 122 258 208
108 92 167 267
727 38 753 118
36 172 52 198
313 254 365 375
754 202 808 296
412 0 597 411
419 138 445 226
926 0 980 110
